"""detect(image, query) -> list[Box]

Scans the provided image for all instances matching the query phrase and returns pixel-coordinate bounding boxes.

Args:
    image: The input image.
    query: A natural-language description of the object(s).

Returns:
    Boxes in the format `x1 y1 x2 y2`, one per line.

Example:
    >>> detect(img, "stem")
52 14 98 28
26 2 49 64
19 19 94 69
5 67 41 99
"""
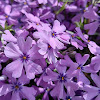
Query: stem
55 0 68 15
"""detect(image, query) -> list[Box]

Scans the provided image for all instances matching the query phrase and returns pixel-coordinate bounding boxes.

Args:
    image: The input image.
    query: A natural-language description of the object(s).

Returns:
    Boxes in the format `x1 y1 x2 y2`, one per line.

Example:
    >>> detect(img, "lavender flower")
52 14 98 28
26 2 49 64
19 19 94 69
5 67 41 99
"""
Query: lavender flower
4 36 42 79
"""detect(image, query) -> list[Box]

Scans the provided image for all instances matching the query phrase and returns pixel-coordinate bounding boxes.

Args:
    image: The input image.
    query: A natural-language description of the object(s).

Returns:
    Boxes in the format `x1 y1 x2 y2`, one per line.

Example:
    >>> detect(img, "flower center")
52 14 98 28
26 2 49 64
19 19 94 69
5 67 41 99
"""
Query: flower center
62 77 64 81
46 87 50 92
21 54 29 62
52 32 56 37
77 64 84 70
77 66 81 69
36 23 39 25
80 7 86 14
12 82 22 92
66 96 72 100
15 85 19 89
52 33 55 36
71 35 74 38
5 15 8 18
48 45 51 50
88 40 90 42
58 73 67 82
23 56 27 60
24 2 27 5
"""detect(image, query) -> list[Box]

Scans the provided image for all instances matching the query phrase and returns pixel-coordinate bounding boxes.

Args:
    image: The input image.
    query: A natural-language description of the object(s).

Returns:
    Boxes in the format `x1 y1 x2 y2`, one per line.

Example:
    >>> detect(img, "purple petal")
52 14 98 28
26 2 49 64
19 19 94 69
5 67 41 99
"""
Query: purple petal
81 54 89 65
53 20 66 33
21 86 36 100
6 59 23 78
0 84 12 96
11 92 21 100
25 61 42 79
65 81 78 97
83 85 99 100
4 42 22 59
24 36 32 53
84 21 99 35
91 74 100 87
4 5 11 15
17 37 25 53
83 6 99 21
2 30 17 43
78 72 90 85
72 13 82 22
95 95 100 100
18 70 30 85
88 41 100 55
50 82 64 99
75 53 82 65
43 68 58 82
75 27 87 42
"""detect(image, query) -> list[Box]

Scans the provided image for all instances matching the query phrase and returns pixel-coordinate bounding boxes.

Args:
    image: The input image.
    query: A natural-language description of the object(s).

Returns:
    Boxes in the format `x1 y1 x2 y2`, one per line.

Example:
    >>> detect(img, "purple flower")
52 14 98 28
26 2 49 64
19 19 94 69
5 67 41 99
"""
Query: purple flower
2 29 29 43
33 30 61 63
0 41 8 70
75 27 100 55
38 38 58 63
0 72 37 100
21 10 51 32
0 4 21 26
90 55 100 72
43 65 78 99
83 73 100 100
84 6 100 35
48 20 66 49
2 30 17 43
60 54 95 84
65 30 86 50
34 20 66 50
4 36 42 79
35 79 55 100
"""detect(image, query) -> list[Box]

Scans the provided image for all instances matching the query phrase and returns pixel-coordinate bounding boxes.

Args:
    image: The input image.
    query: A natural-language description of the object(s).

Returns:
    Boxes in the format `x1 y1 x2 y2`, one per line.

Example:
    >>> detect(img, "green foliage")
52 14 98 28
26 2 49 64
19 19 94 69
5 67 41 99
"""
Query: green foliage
36 94 43 100
5 22 13 30
46 59 50 64
56 0 68 15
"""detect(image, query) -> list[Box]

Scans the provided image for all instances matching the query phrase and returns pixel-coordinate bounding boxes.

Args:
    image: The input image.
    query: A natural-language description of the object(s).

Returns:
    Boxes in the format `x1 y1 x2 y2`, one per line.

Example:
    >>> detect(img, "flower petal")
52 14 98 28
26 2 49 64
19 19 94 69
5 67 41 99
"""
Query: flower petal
4 5 11 15
91 74 100 87
11 92 21 100
4 43 22 59
43 68 58 82
0 84 12 96
21 86 36 100
6 59 23 78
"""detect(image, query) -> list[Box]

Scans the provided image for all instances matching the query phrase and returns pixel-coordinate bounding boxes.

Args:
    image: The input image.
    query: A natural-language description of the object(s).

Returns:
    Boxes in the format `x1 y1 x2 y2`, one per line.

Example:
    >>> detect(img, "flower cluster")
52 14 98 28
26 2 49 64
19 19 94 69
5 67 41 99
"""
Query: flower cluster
0 0 100 100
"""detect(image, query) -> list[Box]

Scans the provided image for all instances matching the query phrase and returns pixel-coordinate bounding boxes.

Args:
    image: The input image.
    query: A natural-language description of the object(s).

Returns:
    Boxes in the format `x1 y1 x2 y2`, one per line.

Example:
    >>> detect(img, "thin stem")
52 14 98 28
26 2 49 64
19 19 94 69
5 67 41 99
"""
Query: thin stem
55 0 68 15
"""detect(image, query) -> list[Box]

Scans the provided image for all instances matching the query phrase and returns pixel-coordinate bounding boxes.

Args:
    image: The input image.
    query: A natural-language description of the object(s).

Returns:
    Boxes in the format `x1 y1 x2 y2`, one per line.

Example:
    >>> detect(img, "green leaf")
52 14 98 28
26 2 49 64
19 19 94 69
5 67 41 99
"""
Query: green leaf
63 0 74 2
75 22 81 27
56 0 68 15
5 22 13 30
46 59 50 64
0 25 4 31
76 36 82 40
53 68 57 72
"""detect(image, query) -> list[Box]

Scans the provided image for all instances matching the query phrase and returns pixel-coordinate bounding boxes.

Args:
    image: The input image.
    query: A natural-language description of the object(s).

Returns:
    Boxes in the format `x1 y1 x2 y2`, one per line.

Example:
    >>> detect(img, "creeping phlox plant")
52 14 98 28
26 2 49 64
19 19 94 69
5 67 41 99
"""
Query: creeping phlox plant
0 0 100 100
